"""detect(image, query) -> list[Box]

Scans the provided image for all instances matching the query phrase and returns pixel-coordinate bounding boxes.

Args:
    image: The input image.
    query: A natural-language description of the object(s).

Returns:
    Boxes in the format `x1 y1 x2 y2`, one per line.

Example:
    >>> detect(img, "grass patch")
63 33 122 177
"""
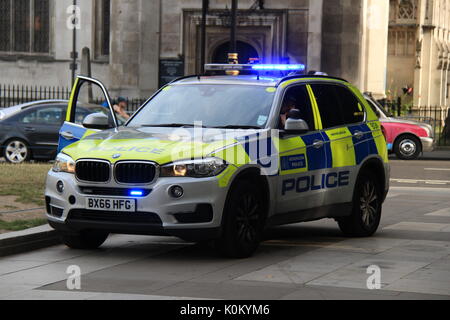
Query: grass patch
0 163 52 206
0 218 47 231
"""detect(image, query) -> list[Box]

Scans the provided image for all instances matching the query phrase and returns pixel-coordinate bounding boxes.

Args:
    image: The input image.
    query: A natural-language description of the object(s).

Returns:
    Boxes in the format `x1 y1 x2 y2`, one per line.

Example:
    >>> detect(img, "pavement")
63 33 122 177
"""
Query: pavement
0 157 449 300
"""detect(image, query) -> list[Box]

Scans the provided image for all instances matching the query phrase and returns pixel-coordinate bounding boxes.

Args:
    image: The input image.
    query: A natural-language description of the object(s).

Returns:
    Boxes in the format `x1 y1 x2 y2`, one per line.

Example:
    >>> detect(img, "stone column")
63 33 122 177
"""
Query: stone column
321 0 363 85
307 0 323 71
109 0 160 98
359 0 389 99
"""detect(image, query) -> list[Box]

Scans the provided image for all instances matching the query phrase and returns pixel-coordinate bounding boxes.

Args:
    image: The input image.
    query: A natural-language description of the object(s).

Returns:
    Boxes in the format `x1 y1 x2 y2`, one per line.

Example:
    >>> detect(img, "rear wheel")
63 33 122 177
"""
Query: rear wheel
215 180 265 258
60 230 109 250
3 139 30 164
394 135 421 160
338 171 382 237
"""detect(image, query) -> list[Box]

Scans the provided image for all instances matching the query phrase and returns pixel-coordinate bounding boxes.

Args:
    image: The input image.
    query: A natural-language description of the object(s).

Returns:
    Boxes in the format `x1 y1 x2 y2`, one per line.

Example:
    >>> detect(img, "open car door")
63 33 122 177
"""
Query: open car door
57 76 118 153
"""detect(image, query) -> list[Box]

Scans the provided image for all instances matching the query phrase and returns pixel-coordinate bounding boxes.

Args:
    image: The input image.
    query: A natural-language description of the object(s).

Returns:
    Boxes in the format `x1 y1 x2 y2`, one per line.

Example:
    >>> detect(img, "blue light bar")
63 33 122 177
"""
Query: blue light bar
129 190 144 197
252 64 305 71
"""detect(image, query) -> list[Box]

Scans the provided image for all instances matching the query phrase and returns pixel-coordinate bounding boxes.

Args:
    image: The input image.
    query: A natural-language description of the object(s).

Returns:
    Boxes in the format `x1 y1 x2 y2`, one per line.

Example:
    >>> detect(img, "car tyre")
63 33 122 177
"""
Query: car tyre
3 139 31 164
394 135 421 160
215 180 265 258
60 230 109 250
337 171 382 237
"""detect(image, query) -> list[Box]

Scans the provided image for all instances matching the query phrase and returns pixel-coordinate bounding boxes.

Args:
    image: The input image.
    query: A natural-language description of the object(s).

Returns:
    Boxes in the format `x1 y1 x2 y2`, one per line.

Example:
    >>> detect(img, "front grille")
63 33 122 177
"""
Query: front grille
68 209 162 224
79 187 152 197
115 162 156 184
76 161 110 183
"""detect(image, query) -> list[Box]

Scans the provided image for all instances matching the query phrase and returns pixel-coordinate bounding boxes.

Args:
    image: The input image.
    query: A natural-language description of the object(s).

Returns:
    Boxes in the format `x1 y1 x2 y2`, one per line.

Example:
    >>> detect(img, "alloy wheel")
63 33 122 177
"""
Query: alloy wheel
235 192 260 244
360 180 379 228
5 140 28 163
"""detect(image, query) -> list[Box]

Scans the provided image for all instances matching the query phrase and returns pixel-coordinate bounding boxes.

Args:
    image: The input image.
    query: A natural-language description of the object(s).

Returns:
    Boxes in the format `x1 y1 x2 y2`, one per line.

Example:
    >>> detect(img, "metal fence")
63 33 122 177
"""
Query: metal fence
0 84 145 114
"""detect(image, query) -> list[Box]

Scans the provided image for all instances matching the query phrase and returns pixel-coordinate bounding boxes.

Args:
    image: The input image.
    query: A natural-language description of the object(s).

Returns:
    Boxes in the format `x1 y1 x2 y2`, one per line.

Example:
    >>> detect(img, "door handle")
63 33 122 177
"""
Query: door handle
313 140 324 149
61 131 75 140
25 127 36 132
353 131 364 139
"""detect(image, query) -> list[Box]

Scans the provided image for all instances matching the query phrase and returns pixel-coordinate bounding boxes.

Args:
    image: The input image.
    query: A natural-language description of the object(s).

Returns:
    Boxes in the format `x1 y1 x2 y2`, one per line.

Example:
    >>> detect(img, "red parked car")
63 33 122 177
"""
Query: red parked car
364 94 435 160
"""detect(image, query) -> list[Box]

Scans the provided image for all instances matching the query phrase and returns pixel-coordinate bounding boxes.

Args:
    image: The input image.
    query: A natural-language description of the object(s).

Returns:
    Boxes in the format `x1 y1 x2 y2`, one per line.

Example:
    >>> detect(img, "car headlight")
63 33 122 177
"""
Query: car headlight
52 153 76 174
160 157 228 178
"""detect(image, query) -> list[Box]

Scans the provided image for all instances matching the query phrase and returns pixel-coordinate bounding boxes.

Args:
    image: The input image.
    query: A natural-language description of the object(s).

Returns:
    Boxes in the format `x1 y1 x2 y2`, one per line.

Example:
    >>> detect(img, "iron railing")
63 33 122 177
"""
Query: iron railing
0 84 145 114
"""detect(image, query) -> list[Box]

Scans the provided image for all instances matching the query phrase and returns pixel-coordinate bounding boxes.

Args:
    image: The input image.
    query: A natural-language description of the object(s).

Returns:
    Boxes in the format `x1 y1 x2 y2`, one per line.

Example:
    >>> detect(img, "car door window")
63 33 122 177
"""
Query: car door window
333 86 364 124
71 83 115 127
19 107 64 125
309 84 345 129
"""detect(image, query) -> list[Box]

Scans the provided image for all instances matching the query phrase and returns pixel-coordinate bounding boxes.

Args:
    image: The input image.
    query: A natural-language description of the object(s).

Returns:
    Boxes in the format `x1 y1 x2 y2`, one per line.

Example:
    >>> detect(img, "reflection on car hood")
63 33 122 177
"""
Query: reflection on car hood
62 126 267 164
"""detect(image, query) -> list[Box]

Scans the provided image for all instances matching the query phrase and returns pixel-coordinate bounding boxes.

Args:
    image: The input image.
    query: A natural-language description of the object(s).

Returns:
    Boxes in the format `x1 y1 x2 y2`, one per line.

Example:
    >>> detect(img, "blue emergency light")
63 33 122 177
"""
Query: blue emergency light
251 64 305 71
129 190 144 197
204 63 305 73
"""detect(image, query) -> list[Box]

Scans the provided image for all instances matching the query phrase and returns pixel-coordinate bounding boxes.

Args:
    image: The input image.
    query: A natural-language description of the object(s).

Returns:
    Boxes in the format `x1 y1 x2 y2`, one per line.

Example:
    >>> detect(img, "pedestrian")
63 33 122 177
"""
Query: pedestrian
113 97 130 121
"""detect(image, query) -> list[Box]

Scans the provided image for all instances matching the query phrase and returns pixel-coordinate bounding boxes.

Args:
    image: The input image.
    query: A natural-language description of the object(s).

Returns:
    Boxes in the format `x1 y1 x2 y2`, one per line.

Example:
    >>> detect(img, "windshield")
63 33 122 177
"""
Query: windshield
127 84 276 128
366 97 393 117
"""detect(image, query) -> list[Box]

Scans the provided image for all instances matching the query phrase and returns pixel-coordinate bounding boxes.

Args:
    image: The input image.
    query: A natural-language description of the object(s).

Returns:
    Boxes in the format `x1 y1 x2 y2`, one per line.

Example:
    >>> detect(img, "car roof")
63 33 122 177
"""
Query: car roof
0 100 68 121
171 75 348 87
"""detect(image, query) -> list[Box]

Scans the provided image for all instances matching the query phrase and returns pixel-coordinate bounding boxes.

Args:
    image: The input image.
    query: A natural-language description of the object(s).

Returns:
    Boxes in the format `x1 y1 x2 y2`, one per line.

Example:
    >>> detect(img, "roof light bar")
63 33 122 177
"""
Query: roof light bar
204 63 306 73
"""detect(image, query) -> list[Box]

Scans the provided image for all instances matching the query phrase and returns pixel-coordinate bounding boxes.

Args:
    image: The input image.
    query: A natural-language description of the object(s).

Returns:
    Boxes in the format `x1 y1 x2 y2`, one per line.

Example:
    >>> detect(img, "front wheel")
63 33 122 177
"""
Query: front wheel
4 139 31 164
394 135 421 160
215 180 266 258
60 230 109 250
337 172 382 237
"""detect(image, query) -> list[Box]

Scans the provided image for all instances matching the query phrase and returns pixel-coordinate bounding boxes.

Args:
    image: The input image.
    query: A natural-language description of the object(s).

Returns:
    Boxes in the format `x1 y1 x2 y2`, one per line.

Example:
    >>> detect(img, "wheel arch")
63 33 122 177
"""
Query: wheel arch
358 157 387 201
225 166 271 220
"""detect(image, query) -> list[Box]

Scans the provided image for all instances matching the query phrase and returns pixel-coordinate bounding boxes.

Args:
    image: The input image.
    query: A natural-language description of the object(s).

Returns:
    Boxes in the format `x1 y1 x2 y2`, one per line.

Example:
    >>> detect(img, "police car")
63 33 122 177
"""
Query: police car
45 64 390 258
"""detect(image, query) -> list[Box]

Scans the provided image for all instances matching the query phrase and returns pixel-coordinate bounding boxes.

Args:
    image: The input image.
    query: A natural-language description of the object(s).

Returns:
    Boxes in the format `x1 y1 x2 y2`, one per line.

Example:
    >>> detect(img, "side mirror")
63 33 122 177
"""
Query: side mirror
285 118 309 133
82 113 111 130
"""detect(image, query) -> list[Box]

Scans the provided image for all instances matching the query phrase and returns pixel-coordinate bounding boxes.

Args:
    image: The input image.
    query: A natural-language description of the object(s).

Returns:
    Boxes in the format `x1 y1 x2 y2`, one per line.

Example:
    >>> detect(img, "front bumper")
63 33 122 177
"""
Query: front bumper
420 137 435 153
45 169 230 240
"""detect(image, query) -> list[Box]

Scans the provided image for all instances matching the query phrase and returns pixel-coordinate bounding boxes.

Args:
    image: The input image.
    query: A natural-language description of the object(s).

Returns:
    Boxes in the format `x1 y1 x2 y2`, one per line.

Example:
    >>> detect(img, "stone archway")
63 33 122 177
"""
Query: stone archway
211 40 259 64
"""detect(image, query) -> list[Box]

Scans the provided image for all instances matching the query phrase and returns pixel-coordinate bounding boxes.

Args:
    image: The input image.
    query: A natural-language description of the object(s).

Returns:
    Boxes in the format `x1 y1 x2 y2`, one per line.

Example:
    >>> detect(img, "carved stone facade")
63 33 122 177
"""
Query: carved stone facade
388 0 450 107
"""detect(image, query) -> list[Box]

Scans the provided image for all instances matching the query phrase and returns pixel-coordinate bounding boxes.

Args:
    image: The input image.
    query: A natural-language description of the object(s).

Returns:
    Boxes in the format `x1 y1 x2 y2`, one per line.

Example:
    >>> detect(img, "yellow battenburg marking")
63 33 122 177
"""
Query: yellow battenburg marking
278 136 308 176
325 127 356 168
162 86 172 91
66 78 79 122
280 77 346 88
306 85 323 130
211 143 251 168
217 165 238 188
266 87 276 93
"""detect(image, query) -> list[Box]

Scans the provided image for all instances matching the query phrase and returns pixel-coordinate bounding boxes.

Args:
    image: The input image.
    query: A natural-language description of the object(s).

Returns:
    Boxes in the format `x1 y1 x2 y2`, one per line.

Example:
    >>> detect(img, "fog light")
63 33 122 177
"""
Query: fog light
169 186 184 198
56 181 64 194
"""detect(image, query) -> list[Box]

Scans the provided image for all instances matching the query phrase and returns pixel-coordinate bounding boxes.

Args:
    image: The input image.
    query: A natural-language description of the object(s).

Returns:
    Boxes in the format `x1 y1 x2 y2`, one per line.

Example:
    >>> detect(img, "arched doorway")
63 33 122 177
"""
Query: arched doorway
211 41 259 64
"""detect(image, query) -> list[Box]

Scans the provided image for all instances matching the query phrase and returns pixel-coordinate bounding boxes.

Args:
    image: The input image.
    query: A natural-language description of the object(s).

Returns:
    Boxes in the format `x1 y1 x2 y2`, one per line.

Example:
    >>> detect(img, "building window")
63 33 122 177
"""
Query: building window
388 27 416 56
0 0 50 54
95 0 110 59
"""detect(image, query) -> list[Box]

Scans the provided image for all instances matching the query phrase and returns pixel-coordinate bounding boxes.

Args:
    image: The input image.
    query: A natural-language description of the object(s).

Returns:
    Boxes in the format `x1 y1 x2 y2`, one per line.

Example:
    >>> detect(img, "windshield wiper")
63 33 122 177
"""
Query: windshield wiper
141 123 207 128
214 125 262 130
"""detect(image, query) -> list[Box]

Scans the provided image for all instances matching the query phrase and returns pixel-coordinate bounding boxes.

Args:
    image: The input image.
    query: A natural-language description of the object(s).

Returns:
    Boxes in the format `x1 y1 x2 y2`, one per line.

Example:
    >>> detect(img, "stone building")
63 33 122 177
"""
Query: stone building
387 0 450 107
0 0 389 101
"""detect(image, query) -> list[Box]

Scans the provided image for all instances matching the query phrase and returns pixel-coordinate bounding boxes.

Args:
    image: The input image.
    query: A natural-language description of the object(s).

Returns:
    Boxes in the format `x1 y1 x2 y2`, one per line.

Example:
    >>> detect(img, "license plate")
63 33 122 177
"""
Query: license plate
86 197 136 212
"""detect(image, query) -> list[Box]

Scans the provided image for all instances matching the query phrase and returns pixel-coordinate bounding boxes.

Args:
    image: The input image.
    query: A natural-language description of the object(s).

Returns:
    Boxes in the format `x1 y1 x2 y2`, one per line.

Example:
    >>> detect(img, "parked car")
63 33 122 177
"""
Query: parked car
364 94 434 160
0 100 111 163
